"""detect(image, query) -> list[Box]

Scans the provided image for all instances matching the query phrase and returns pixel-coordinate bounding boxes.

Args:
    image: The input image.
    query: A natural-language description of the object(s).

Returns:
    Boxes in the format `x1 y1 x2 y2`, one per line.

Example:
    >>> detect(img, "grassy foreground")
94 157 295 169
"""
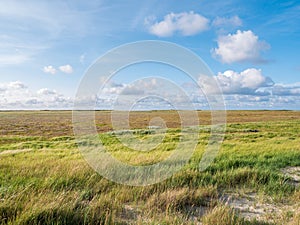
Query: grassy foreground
0 111 299 224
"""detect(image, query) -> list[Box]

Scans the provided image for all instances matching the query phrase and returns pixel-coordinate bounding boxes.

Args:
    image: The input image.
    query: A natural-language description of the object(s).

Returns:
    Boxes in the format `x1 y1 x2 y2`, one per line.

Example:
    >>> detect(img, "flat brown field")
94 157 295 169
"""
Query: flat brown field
0 110 299 137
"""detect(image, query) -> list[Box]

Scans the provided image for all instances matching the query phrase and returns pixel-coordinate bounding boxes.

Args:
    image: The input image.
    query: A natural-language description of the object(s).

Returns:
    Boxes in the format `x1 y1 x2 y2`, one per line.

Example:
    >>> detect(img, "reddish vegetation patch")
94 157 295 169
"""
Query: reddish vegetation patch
0 110 299 137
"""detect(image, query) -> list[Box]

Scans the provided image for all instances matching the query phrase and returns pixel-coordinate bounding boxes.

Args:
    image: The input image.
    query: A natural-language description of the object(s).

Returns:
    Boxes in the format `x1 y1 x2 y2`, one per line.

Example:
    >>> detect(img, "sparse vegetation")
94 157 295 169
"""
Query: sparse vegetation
0 111 299 224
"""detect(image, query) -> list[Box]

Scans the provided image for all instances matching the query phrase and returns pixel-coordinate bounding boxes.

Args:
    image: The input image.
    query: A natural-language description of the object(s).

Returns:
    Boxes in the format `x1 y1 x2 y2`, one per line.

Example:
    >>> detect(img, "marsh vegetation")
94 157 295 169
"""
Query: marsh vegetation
0 111 299 224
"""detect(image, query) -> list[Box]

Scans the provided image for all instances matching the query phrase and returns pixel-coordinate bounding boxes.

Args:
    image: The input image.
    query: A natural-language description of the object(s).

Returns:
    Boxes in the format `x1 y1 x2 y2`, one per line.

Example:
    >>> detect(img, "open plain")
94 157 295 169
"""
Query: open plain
0 110 299 224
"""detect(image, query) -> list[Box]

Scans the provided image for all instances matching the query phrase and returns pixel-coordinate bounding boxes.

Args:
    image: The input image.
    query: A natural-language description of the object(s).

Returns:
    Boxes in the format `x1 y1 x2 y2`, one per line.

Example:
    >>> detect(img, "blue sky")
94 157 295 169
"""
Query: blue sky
0 0 299 109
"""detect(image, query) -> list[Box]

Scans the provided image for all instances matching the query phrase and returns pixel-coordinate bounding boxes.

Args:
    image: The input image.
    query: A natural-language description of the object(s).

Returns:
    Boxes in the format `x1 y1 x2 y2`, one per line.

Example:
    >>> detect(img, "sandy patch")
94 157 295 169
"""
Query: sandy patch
281 166 300 187
0 149 32 155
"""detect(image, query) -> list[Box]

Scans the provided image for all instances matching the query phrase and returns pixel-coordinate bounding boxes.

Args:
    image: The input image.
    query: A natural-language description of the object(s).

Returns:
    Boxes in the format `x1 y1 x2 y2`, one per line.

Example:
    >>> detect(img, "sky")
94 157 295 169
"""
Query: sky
0 0 299 110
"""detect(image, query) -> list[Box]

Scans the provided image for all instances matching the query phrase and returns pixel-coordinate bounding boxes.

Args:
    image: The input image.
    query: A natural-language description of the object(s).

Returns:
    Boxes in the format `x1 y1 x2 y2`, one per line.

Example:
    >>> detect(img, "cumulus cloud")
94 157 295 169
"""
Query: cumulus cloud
0 81 72 109
43 65 56 74
195 68 300 109
99 75 297 110
212 16 242 27
100 78 159 96
37 88 57 95
212 30 270 64
222 94 300 109
98 78 196 110
43 64 73 74
59 64 73 74
199 68 274 95
147 11 209 37
218 68 274 93
7 81 27 89
1 77 299 110
265 83 300 96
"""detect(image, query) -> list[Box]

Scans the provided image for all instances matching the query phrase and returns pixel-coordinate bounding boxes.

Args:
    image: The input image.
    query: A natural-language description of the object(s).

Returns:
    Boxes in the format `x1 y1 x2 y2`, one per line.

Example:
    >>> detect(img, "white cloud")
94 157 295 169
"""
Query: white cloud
43 64 73 75
147 11 209 37
1 78 299 110
98 78 197 110
212 30 270 64
199 68 274 95
7 81 27 89
0 81 72 109
37 88 57 95
212 16 242 27
43 65 56 74
222 94 300 110
59 64 73 74
0 81 27 96
263 83 300 96
220 69 269 90
100 78 159 96
195 70 300 109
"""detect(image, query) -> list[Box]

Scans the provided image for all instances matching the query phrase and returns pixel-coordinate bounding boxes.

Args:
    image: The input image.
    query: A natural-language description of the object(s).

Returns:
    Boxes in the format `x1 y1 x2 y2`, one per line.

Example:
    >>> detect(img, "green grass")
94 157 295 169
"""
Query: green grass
0 119 299 224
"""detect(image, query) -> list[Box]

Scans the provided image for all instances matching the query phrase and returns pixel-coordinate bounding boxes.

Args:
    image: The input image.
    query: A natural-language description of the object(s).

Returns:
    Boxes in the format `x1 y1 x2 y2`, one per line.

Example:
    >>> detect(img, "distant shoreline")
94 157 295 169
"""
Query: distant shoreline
0 109 299 112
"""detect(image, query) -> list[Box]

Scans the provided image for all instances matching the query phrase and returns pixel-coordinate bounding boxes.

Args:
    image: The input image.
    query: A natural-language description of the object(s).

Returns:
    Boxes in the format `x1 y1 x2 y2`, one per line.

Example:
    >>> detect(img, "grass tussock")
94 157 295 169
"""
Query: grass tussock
202 205 243 225
146 186 217 213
